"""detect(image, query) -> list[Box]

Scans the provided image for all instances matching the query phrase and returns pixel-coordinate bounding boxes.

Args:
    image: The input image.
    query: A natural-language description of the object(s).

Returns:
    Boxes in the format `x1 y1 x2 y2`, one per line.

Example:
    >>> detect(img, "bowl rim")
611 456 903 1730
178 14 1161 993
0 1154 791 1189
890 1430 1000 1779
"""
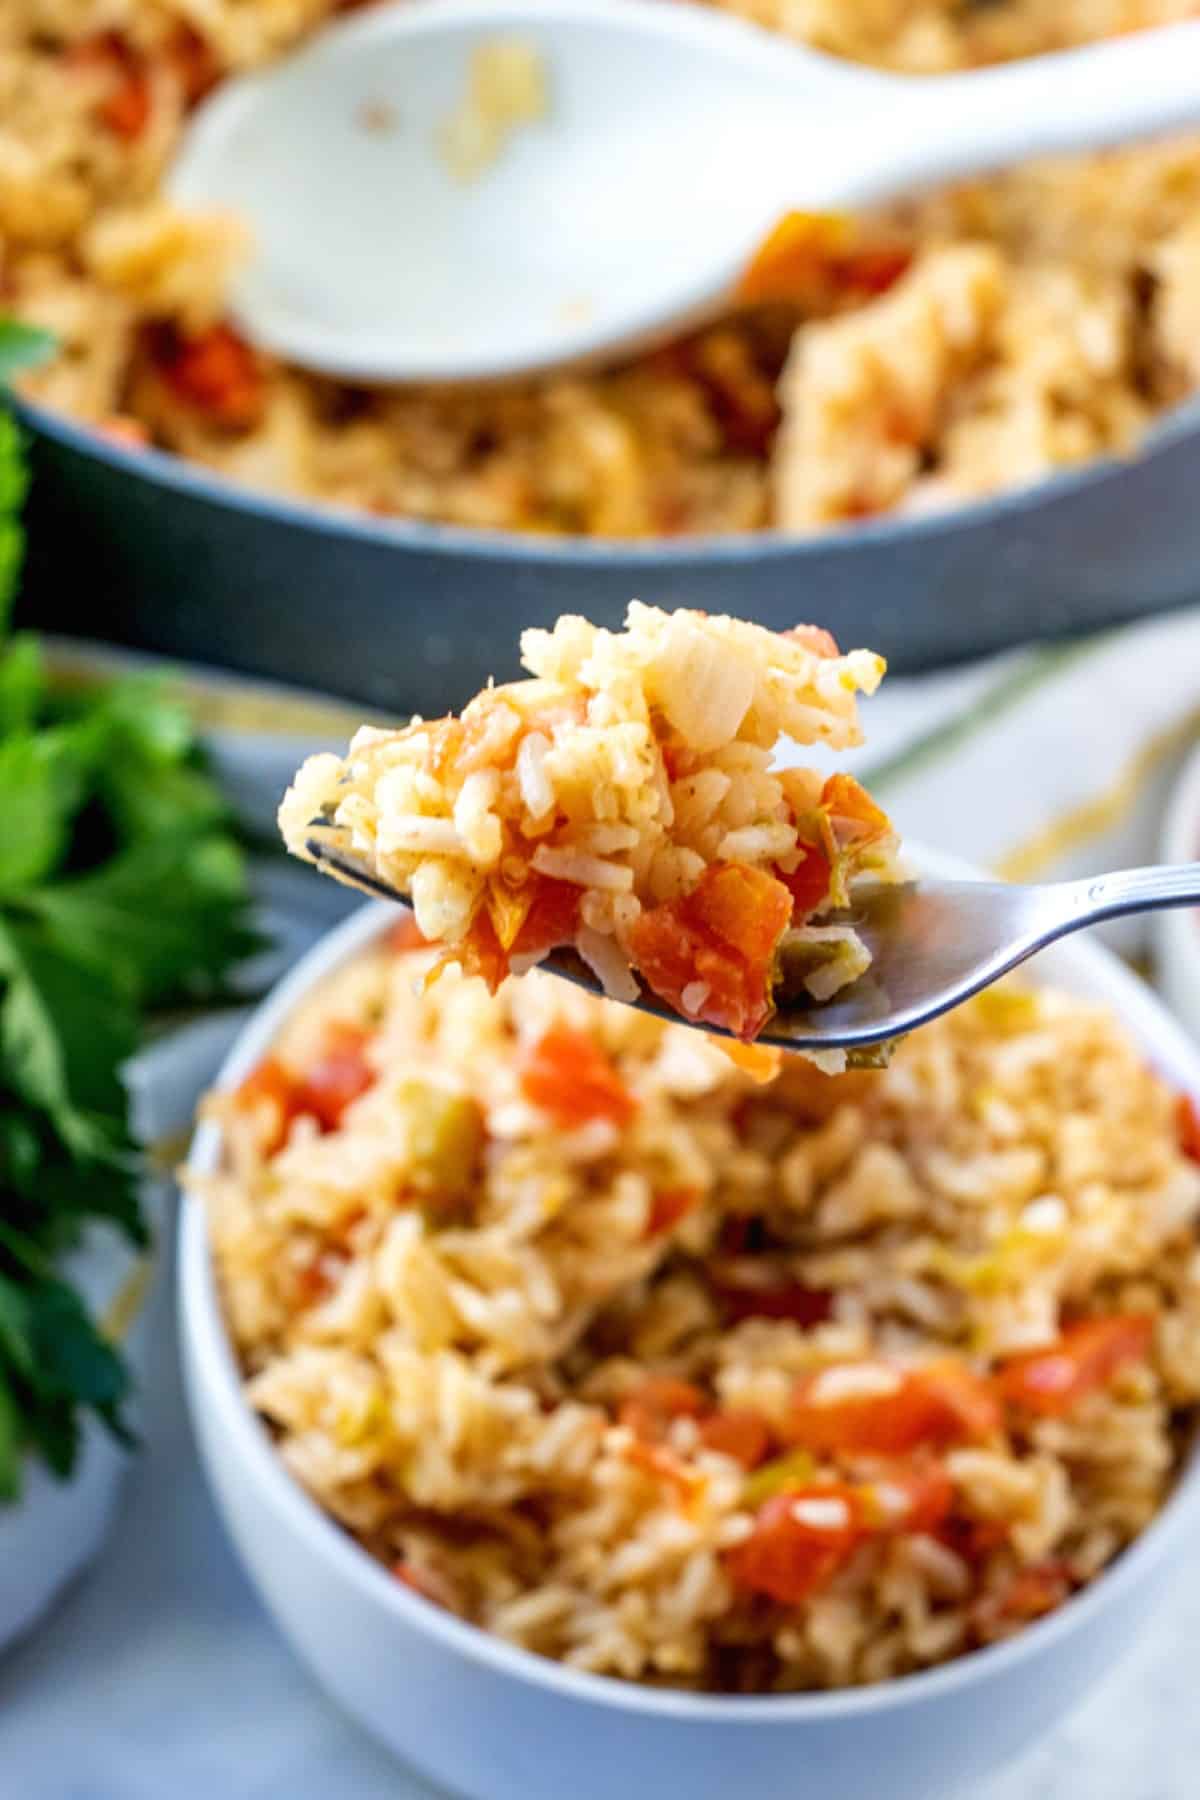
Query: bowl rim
180 848 1200 1724
1159 739 1200 881
20 388 1200 568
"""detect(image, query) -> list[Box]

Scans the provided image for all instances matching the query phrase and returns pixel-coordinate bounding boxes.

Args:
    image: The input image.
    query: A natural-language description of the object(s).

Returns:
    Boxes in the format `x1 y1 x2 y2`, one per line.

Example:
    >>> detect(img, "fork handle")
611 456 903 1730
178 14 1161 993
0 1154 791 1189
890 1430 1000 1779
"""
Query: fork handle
1060 863 1200 926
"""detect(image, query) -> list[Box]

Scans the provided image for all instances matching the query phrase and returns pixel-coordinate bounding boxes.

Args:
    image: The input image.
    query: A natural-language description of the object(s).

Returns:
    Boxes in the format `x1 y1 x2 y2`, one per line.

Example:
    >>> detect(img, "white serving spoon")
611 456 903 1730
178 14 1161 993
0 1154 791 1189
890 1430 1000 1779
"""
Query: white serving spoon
170 0 1200 384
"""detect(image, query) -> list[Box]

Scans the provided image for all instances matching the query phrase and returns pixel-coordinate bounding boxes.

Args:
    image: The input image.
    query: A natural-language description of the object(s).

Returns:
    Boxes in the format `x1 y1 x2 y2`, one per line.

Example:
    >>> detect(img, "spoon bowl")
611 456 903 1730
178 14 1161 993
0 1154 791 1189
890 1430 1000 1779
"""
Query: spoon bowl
169 0 1200 383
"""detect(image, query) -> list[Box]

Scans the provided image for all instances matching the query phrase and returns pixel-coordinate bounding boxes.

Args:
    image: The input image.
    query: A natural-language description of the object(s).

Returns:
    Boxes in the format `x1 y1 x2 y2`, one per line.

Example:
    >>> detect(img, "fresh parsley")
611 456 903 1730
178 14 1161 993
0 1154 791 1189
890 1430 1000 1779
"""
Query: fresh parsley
0 397 258 1497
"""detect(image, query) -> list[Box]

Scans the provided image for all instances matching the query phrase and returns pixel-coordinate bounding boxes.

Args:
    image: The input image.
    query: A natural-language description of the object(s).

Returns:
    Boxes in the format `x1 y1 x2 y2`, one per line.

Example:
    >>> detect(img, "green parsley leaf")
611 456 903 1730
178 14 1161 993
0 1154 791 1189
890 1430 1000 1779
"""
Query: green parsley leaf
0 320 56 387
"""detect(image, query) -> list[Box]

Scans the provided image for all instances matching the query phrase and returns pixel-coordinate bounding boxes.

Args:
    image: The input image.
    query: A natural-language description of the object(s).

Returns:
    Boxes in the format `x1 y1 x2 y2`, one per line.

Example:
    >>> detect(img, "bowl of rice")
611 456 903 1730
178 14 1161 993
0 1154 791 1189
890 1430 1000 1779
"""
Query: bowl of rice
180 848 1200 1800
11 0 1200 709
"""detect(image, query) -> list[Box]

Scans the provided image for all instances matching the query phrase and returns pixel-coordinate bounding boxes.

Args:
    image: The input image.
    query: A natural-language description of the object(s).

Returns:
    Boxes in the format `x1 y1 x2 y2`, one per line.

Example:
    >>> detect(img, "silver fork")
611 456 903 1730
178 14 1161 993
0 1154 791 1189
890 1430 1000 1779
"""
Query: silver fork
305 833 1200 1052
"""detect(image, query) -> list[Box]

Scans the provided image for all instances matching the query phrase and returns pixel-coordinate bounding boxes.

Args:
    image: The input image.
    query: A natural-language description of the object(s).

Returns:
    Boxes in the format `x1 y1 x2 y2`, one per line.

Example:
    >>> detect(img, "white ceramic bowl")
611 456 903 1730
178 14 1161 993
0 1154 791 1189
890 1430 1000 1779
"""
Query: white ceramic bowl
180 851 1200 1800
1155 741 1200 1045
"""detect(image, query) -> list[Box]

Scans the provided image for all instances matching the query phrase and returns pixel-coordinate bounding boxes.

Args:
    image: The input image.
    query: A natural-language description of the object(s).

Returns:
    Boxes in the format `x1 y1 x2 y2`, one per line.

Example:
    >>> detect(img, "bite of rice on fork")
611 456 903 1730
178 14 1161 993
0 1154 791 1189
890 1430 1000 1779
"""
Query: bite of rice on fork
279 604 901 1046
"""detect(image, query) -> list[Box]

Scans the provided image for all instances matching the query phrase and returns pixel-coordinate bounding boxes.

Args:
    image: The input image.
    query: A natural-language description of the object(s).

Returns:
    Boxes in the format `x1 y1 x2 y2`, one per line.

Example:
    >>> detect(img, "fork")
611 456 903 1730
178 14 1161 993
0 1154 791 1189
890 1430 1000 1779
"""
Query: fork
305 833 1200 1052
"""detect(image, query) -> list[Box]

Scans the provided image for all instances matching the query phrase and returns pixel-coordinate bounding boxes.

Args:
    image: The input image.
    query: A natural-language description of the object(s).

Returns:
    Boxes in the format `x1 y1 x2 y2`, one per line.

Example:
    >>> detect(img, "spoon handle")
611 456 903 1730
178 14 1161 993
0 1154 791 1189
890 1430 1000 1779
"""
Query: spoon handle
839 21 1200 207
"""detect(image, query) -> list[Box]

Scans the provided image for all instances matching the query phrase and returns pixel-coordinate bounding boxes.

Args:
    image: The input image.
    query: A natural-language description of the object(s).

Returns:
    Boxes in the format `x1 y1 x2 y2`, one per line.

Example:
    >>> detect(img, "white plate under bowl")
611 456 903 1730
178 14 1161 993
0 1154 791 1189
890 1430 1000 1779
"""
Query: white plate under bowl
180 847 1200 1800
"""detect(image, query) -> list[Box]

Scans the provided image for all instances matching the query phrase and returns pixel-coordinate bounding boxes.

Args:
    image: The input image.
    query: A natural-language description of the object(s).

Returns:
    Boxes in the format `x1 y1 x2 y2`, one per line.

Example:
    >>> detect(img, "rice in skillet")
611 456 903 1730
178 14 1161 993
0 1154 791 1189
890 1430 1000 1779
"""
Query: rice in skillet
191 935 1200 1690
6 0 1200 537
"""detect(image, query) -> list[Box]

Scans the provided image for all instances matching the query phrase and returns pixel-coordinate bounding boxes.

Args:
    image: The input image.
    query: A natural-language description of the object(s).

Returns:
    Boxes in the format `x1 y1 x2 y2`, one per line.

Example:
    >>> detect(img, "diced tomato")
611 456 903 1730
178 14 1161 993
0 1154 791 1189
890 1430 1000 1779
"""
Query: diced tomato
787 1358 999 1456
935 1514 1009 1567
644 1187 699 1238
775 838 832 920
785 625 841 659
452 909 510 992
727 1484 865 1605
521 1026 636 1129
453 877 580 989
618 1377 704 1443
857 1461 954 1536
718 1041 783 1084
149 322 265 430
698 1408 772 1470
736 210 912 307
624 1439 707 1512
996 1314 1154 1418
820 773 893 852
389 914 429 952
511 877 580 958
168 23 220 106
70 35 153 139
1177 1094 1200 1162
714 1269 833 1327
974 1560 1073 1642
234 1057 301 1154
736 212 845 305
628 862 794 1042
293 1022 374 1132
102 65 152 137
688 863 794 965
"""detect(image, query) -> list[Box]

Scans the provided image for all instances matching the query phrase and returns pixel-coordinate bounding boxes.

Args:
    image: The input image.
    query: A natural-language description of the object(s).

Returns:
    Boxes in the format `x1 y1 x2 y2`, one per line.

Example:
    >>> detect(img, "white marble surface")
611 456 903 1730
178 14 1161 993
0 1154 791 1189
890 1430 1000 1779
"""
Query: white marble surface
0 1211 1196 1800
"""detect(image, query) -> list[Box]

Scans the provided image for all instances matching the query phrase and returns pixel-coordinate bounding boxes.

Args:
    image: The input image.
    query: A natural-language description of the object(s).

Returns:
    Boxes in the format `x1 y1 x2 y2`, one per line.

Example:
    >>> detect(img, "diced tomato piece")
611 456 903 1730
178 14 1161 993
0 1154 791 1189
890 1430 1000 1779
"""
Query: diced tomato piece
389 915 429 952
454 877 580 990
935 1514 1009 1567
785 624 841 659
511 877 580 958
820 774 893 851
918 1359 1006 1444
521 1027 636 1129
858 1461 954 1536
70 35 153 139
149 323 265 430
645 1187 699 1238
727 1484 865 1604
736 212 846 305
628 863 794 1042
687 863 794 965
775 839 832 920
714 1270 833 1327
618 1377 704 1443
294 1022 374 1131
451 908 510 992
736 211 912 307
234 1057 301 1154
974 1560 1073 1642
1177 1094 1200 1162
101 66 152 137
624 1440 707 1512
169 23 220 105
996 1314 1154 1418
719 1041 783 1084
787 1359 999 1456
698 1408 772 1470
